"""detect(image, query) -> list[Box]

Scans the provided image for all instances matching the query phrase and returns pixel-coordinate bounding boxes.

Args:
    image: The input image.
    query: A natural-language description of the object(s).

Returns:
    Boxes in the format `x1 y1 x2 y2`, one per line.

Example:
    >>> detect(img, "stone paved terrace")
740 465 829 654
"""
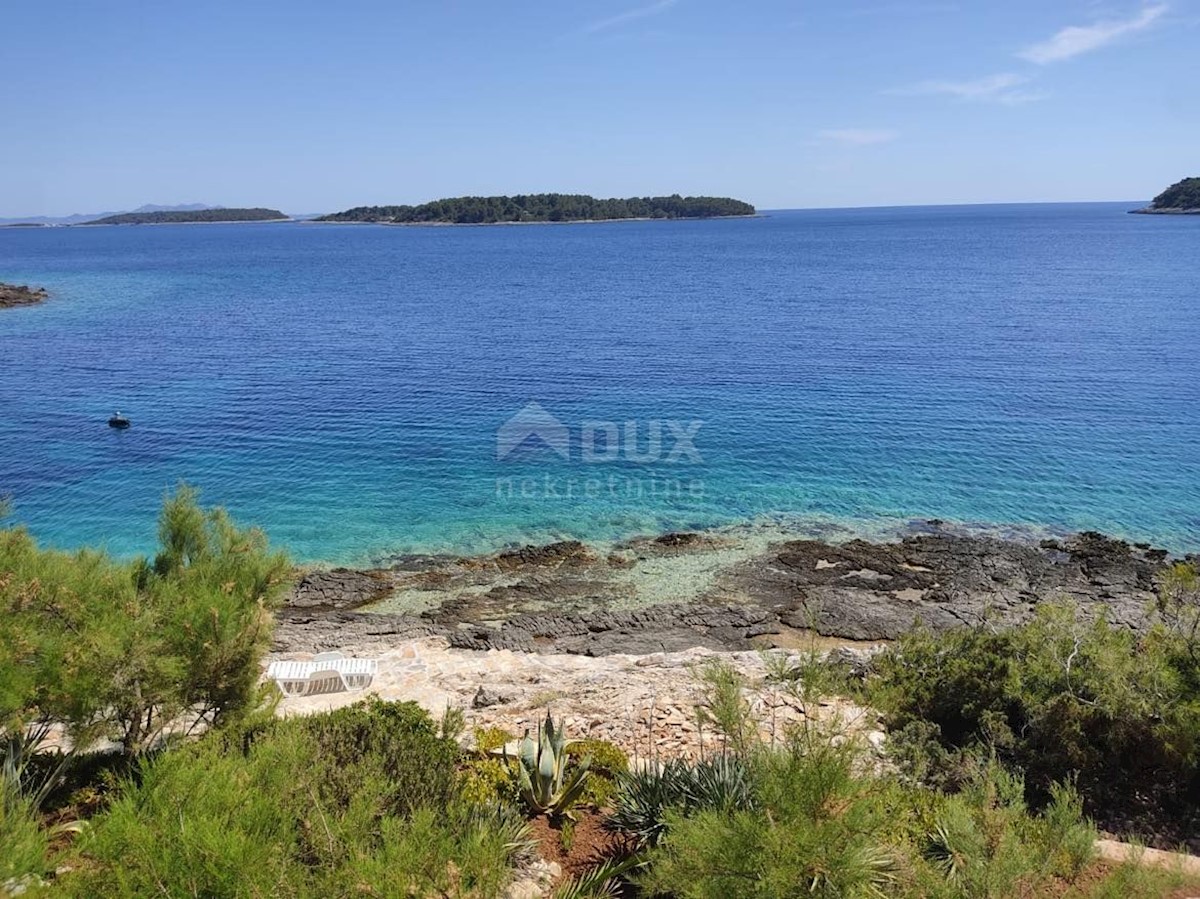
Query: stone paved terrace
268 638 881 760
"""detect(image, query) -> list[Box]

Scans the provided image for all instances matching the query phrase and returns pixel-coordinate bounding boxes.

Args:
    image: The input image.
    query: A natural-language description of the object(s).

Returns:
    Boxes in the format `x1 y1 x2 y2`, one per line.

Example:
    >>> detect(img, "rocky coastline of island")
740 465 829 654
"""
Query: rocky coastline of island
276 525 1193 657
1131 176 1200 214
0 282 48 309
317 193 756 225
82 207 289 225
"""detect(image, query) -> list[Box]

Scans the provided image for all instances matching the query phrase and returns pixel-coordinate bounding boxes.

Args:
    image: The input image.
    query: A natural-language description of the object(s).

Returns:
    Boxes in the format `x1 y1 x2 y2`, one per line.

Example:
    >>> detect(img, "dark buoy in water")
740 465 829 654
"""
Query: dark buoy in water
108 411 131 429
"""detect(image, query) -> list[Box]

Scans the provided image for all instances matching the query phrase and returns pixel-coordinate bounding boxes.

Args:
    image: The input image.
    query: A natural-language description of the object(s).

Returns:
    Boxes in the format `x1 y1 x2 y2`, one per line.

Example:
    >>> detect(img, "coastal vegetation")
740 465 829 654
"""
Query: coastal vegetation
83 207 288 225
317 193 756 225
864 570 1200 842
0 283 48 309
1134 177 1200 213
3 494 1200 896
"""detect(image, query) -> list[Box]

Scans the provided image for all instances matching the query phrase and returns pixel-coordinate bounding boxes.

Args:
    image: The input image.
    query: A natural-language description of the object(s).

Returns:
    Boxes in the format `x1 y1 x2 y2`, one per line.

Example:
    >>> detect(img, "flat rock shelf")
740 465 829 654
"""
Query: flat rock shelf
276 527 1190 656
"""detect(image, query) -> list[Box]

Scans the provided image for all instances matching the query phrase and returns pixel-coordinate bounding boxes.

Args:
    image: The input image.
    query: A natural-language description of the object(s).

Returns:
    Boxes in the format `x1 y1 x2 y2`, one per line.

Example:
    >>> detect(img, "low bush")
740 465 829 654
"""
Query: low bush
916 763 1097 897
61 699 527 897
567 738 628 808
459 756 518 806
473 725 515 754
868 600 1200 828
695 660 755 755
296 697 458 817
630 742 1102 899
636 742 898 898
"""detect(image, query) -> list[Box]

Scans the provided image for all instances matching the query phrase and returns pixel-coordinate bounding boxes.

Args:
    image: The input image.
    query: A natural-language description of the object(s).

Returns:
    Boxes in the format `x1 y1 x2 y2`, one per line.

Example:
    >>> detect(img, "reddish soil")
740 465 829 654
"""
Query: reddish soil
527 808 636 885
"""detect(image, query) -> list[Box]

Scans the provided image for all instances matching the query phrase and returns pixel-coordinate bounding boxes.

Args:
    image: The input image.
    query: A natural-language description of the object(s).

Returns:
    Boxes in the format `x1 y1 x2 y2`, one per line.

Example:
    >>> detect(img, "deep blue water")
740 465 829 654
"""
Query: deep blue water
1 204 1197 563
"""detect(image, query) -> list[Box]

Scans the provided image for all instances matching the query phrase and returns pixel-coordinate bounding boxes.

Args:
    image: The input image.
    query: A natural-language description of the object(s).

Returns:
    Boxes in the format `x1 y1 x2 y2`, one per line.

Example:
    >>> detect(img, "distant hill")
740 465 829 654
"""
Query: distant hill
0 203 218 226
129 203 215 214
1132 177 1200 214
318 194 756 225
85 207 289 225
0 212 114 226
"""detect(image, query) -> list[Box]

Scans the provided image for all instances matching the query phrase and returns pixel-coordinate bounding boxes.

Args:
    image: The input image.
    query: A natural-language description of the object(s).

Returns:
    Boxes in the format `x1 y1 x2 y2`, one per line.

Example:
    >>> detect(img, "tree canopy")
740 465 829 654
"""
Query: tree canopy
0 486 291 755
85 208 288 225
318 193 755 224
1148 177 1200 211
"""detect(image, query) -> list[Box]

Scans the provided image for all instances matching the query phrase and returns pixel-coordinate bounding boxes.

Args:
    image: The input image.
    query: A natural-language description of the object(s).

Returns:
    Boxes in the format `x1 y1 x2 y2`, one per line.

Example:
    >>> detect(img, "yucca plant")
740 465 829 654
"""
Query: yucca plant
507 711 590 820
554 855 645 898
609 755 754 847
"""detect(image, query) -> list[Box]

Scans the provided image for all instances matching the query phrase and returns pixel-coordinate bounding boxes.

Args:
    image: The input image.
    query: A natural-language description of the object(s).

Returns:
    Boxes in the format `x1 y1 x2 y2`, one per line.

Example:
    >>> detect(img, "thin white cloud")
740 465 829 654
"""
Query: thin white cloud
582 0 679 35
890 72 1047 105
817 129 899 146
1020 3 1168 64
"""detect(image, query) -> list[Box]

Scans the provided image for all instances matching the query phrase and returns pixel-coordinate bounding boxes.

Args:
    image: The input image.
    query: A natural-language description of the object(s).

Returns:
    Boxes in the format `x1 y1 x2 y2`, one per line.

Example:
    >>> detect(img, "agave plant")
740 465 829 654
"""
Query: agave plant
507 711 590 820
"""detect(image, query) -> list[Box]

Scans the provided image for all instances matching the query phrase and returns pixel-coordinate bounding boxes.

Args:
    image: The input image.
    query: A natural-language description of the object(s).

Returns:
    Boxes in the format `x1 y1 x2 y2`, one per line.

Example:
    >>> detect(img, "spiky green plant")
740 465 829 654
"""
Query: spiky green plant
553 855 645 899
507 711 590 820
608 755 754 847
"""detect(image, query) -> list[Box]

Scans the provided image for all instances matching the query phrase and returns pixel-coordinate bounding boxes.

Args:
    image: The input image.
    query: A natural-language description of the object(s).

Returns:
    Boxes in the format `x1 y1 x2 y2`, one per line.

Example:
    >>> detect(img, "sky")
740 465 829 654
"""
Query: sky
2 0 1196 216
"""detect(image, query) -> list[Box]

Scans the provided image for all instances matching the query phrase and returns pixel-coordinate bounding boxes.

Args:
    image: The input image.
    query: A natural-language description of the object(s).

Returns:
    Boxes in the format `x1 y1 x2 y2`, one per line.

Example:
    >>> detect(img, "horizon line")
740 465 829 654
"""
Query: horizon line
0 197 1155 222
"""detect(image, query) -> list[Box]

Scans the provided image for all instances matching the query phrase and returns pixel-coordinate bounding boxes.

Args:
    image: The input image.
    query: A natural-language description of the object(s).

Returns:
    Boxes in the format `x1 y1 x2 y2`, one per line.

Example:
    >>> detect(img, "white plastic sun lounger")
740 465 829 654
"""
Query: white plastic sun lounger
332 658 376 690
266 658 377 696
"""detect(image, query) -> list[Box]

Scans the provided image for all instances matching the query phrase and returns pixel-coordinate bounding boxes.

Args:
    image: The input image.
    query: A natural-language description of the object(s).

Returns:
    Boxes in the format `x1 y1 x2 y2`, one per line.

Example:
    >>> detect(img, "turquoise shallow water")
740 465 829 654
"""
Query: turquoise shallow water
1 203 1197 563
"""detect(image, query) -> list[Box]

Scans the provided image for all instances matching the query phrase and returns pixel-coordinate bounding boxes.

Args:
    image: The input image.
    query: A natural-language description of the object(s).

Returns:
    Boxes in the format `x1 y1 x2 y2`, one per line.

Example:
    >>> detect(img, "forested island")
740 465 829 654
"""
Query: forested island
1131 177 1200 214
318 193 756 225
84 207 289 225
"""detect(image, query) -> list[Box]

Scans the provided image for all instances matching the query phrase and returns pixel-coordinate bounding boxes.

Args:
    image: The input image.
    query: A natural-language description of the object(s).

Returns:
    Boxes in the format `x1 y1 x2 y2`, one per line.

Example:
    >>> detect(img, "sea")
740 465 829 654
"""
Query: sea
1 203 1197 564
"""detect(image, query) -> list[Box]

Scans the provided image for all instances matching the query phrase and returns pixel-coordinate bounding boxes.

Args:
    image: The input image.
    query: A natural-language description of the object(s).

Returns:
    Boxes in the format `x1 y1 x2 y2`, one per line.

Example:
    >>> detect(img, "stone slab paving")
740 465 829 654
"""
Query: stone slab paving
268 637 879 759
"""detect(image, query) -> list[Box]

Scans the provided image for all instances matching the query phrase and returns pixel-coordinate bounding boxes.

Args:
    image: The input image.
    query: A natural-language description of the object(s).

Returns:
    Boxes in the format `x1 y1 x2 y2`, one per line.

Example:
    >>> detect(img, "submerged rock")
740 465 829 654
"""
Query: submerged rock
0 283 48 309
495 540 595 570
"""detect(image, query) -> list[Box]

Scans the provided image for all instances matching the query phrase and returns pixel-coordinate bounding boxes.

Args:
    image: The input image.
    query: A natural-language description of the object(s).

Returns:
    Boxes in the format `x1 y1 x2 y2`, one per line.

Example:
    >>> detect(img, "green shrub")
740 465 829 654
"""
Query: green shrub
637 743 897 898
695 660 755 755
474 725 515 754
296 697 458 817
459 756 518 806
868 601 1200 825
632 743 1103 899
1035 782 1098 881
62 700 523 897
308 805 524 898
67 734 299 896
566 739 628 775
915 763 1098 898
567 739 628 809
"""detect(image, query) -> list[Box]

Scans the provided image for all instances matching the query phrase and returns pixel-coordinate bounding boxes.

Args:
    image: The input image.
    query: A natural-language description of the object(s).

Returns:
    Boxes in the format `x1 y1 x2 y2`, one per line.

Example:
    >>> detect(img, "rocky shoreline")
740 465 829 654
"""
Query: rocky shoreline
1130 207 1200 215
0 282 48 309
275 527 1191 657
